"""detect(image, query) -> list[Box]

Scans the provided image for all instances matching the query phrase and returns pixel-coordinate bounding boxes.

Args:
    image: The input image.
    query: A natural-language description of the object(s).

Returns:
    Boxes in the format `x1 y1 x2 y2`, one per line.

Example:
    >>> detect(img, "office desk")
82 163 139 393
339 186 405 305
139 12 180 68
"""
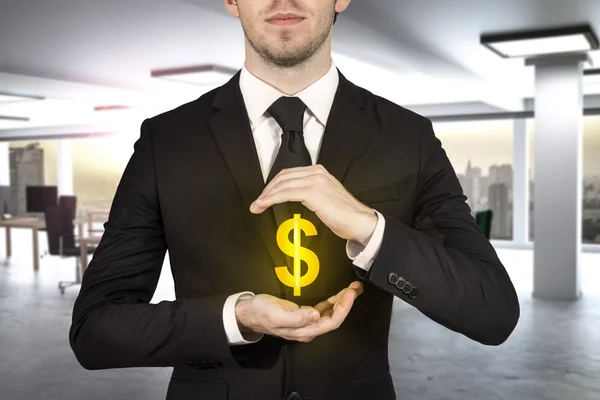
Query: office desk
74 209 107 278
0 217 46 270
76 236 101 277
86 209 109 235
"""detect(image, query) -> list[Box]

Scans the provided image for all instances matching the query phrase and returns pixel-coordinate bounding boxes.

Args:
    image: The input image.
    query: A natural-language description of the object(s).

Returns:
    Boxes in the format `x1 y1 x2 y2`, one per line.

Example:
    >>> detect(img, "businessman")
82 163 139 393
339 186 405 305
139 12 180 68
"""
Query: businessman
69 0 520 399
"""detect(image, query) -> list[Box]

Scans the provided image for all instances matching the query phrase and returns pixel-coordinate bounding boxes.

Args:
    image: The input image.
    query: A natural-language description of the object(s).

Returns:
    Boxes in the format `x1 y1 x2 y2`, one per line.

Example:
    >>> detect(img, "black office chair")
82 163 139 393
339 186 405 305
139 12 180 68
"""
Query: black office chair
40 195 77 259
44 203 97 294
475 209 493 239
59 195 77 222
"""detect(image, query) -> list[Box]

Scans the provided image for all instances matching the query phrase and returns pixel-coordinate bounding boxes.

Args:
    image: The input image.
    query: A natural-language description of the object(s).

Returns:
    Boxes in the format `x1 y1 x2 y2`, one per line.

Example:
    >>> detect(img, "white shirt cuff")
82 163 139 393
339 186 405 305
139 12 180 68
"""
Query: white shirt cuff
346 209 385 271
223 291 264 345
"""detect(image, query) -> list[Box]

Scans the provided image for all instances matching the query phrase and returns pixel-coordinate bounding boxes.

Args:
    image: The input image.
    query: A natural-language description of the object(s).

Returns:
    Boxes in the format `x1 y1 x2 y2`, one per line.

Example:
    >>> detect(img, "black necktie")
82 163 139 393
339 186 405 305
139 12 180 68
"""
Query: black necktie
266 96 312 228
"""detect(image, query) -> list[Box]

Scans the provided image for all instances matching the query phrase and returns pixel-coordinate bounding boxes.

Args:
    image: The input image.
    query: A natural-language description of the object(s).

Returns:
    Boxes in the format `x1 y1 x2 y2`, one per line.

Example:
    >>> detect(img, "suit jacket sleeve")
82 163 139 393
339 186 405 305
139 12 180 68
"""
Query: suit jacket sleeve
68 118 275 370
354 117 520 346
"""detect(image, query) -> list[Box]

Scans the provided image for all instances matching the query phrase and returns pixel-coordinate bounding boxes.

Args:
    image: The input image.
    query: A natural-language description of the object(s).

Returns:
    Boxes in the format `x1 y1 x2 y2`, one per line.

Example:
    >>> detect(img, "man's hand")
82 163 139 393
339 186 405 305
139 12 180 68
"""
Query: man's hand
249 165 378 246
235 281 364 343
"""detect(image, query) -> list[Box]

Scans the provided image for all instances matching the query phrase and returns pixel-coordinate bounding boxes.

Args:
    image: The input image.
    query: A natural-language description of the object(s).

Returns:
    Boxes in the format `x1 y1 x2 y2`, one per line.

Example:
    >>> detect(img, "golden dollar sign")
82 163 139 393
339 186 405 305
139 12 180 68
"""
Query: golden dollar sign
275 213 320 296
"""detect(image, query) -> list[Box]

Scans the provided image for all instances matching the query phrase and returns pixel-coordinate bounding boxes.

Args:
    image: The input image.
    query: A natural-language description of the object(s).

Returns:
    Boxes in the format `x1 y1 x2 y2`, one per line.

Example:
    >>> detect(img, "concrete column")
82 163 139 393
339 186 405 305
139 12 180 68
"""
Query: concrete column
513 119 529 245
57 139 73 196
526 53 587 300
0 142 9 185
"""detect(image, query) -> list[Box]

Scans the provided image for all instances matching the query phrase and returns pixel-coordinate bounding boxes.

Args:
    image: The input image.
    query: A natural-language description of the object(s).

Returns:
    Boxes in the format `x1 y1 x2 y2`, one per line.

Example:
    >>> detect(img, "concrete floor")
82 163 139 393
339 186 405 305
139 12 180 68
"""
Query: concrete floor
1 227 599 400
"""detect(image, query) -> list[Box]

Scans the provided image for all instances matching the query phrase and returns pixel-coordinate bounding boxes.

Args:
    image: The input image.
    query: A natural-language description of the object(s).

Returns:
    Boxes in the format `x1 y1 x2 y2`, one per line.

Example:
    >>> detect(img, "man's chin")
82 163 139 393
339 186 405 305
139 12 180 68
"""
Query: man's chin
271 59 308 68
261 52 302 66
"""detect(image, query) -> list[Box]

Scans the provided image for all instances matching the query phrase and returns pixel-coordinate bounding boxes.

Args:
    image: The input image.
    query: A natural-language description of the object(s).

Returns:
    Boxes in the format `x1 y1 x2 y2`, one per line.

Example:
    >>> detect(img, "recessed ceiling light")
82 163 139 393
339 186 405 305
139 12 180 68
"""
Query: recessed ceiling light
481 25 599 58
94 105 130 111
0 115 29 122
0 92 45 104
151 64 238 86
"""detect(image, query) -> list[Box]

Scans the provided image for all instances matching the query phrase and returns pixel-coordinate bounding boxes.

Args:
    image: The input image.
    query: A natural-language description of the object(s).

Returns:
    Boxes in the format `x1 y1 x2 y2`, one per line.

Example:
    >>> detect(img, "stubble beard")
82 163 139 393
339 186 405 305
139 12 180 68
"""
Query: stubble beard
242 16 332 69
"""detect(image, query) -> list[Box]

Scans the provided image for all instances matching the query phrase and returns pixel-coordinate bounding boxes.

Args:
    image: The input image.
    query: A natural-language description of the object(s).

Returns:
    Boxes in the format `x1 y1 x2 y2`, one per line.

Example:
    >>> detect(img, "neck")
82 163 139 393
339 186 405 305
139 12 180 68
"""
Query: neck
244 39 333 96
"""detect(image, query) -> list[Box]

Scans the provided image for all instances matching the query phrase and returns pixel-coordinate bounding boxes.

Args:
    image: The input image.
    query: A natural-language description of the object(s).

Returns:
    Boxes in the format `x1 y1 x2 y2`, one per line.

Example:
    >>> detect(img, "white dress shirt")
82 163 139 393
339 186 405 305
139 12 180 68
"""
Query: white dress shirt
222 60 387 345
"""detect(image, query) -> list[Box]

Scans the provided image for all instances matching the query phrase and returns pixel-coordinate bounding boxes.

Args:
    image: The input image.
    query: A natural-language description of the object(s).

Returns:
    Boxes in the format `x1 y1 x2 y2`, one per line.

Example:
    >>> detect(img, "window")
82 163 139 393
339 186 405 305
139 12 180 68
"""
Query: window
432 120 514 240
528 116 600 244
582 116 600 244
71 133 137 217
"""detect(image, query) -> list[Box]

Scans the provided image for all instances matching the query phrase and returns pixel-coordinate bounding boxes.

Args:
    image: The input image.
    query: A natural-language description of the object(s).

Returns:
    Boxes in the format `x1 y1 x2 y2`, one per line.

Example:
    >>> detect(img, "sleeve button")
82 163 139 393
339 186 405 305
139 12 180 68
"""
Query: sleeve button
408 286 419 299
395 277 406 290
388 272 399 285
402 282 413 294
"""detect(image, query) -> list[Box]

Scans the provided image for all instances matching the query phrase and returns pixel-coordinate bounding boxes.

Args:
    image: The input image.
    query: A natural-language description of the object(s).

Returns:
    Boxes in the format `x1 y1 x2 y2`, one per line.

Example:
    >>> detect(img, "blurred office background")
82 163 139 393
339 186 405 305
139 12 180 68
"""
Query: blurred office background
1 0 599 399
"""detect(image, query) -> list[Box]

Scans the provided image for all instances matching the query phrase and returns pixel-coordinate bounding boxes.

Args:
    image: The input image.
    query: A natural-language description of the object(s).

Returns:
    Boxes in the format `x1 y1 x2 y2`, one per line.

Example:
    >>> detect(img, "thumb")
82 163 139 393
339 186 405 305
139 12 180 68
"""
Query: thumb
280 307 320 328
300 305 322 321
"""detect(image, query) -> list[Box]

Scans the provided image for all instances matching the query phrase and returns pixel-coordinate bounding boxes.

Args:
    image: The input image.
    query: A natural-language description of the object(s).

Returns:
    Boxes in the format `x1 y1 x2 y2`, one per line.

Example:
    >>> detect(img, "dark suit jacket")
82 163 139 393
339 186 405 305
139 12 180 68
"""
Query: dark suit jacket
69 68 520 400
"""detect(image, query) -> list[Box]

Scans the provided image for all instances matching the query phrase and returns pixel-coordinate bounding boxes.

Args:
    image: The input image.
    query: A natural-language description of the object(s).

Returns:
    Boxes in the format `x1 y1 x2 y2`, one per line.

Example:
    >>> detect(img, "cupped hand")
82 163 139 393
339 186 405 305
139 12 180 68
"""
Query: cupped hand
235 281 364 343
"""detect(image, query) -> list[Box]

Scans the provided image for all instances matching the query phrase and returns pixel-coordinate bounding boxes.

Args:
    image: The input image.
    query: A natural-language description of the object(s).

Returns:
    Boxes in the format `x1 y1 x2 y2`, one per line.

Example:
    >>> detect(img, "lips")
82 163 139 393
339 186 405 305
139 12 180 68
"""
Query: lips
268 13 303 21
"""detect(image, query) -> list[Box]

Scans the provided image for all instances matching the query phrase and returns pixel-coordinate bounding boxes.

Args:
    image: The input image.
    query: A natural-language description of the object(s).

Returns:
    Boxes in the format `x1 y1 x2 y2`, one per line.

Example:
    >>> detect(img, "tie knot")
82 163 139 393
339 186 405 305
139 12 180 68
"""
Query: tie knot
267 96 307 133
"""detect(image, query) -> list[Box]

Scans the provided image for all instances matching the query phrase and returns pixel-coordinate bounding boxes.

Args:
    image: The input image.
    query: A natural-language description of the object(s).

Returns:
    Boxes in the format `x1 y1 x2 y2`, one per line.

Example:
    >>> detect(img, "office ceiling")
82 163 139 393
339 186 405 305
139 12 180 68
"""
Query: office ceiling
1 0 600 135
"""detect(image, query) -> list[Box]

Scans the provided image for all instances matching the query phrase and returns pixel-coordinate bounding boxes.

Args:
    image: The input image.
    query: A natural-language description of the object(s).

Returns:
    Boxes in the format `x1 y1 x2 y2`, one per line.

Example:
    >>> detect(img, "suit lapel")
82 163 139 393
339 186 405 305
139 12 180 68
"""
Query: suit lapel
301 68 371 249
208 67 374 273
209 71 285 271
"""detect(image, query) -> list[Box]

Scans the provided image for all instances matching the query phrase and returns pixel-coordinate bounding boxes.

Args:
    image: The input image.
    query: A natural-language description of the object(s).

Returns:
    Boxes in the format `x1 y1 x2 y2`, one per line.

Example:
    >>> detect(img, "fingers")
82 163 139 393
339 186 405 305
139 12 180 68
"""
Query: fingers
252 165 333 213
262 166 327 197
314 281 364 315
265 183 313 202
252 188 309 212
279 301 345 340
280 285 362 341
327 287 359 327
272 303 320 329
314 294 337 314
265 281 365 343
348 280 364 293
